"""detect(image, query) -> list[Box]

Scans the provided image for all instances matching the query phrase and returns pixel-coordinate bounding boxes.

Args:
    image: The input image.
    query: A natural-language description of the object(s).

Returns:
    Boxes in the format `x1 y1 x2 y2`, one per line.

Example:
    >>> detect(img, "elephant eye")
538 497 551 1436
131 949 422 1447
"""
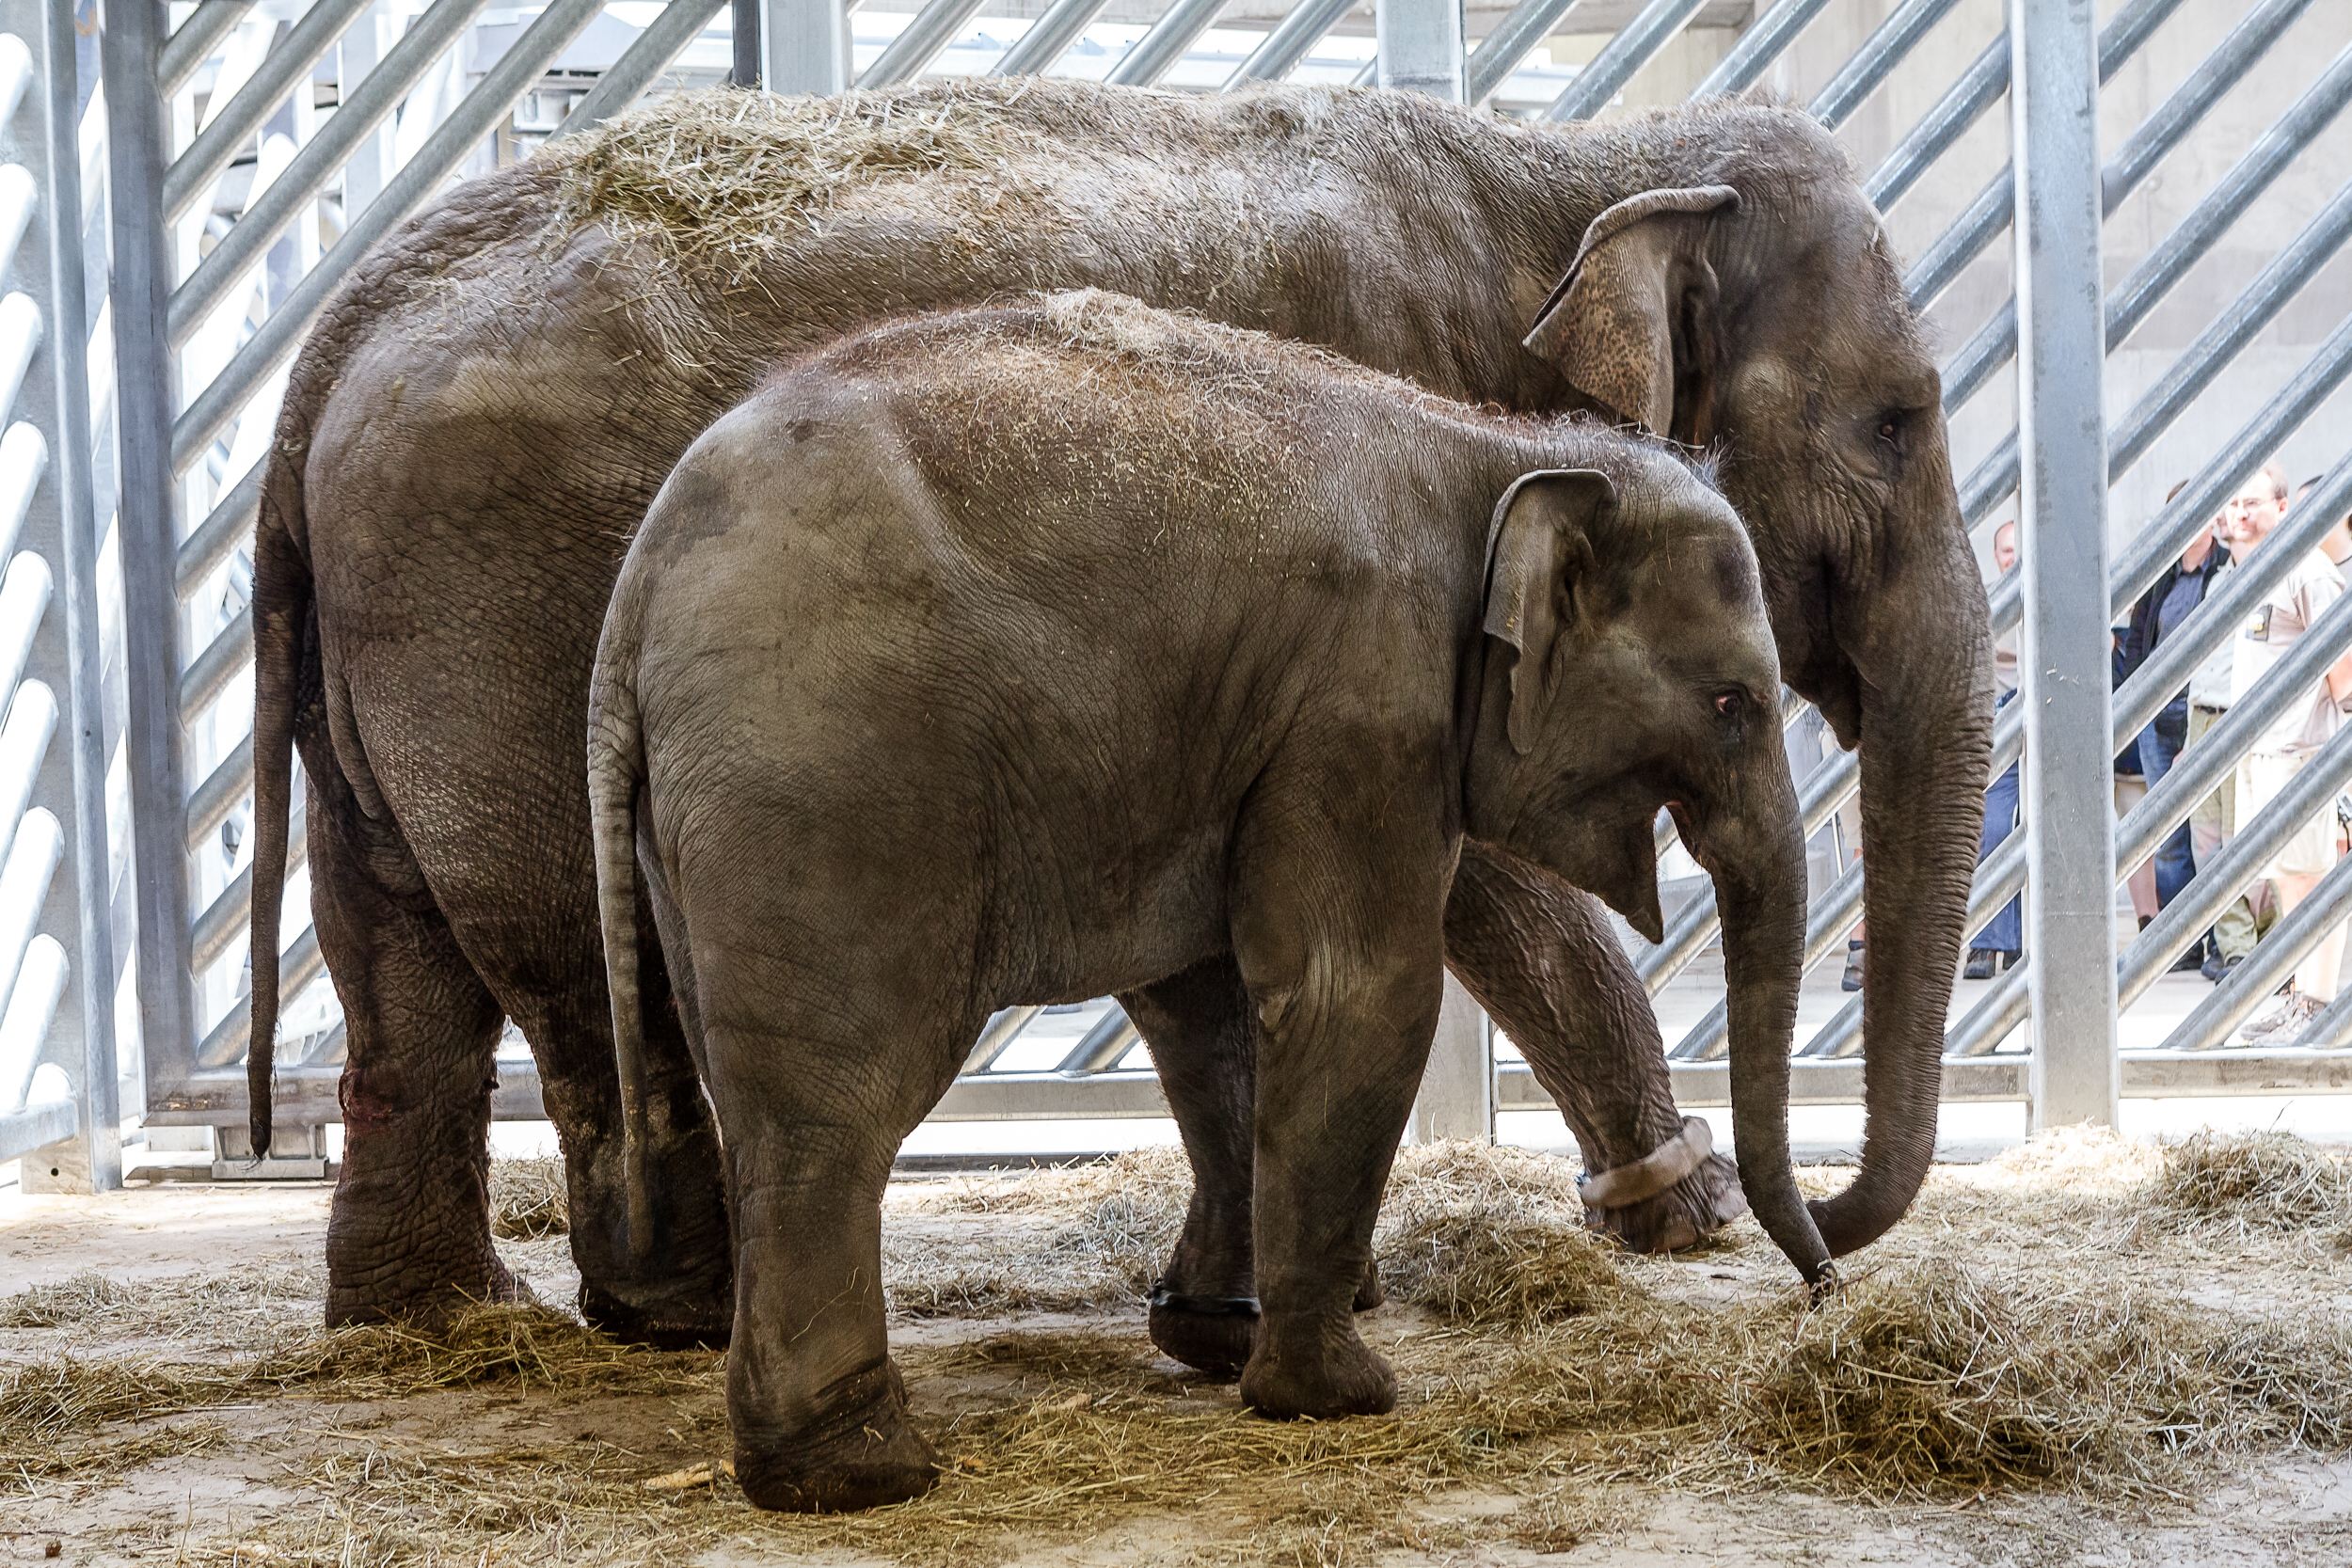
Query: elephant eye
1712 689 1748 721
1876 412 1904 447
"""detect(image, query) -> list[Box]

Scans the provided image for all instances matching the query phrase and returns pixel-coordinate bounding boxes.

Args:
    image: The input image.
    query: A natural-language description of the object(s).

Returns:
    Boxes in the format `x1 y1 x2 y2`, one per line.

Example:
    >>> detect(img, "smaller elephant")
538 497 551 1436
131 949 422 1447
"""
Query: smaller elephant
590 291 1829 1513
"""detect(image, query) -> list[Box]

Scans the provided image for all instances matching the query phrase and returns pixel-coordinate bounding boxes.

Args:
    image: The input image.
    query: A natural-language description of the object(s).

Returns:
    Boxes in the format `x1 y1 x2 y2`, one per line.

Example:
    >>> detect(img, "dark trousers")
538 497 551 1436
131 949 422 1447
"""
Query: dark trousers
1977 689 2022 955
2137 698 2196 911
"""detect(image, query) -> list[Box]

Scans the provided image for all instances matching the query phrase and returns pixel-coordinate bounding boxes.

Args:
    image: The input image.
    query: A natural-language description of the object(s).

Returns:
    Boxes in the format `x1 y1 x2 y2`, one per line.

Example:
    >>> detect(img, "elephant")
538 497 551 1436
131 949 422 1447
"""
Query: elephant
588 292 1826 1512
244 78 1990 1350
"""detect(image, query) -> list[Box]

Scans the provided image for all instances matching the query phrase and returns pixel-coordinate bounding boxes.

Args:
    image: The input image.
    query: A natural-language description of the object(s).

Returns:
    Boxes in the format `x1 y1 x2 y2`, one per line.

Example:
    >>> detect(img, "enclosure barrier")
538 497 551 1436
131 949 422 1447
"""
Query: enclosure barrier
0 0 121 1189
5 0 2340 1181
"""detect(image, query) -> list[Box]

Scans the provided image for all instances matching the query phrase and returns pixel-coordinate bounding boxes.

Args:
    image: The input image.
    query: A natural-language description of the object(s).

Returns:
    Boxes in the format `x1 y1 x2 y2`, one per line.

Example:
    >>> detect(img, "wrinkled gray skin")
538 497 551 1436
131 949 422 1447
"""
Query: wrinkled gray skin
589 294 1825 1513
246 80 1990 1349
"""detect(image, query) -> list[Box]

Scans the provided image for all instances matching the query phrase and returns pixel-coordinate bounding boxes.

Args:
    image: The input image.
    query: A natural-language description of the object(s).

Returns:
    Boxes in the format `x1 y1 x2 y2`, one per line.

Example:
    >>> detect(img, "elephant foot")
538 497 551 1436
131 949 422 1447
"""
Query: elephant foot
579 1278 732 1351
1241 1316 1396 1420
1580 1119 1746 1255
1147 1282 1256 1379
734 1361 939 1513
324 1251 533 1329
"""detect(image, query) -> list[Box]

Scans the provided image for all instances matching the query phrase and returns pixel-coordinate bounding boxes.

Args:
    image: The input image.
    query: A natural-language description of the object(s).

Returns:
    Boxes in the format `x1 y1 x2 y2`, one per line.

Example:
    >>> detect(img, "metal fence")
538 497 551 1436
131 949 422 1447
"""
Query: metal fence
5 0 2347 1184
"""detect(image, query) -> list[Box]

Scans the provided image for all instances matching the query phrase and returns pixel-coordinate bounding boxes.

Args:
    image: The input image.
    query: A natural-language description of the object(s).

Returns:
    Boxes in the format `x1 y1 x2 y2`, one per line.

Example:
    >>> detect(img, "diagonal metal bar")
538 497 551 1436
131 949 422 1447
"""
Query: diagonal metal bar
166 0 496 355
555 0 729 137
2288 983 2352 1050
186 733 252 852
192 808 308 973
1941 35 2352 419
1230 0 1359 88
1057 1007 1140 1076
161 0 259 98
172 0 605 471
963 1006 1041 1074
1108 0 1233 86
859 0 990 86
176 462 264 599
1692 0 1829 98
2161 818 2352 1054
1904 0 2265 314
164 0 374 223
1545 0 1706 121
1863 29 2004 213
1463 0 1581 106
179 604 248 720
992 0 1114 75
197 924 322 1069
1806 0 1963 131
1960 176 2352 531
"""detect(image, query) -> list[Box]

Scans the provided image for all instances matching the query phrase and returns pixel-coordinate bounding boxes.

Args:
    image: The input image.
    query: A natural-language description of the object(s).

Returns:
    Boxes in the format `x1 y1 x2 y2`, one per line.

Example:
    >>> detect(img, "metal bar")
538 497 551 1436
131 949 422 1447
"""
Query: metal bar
191 808 306 972
172 0 605 468
555 0 728 137
1673 849 1862 1061
184 733 251 852
1110 0 1236 87
175 461 263 597
160 0 258 99
1544 0 1704 121
1462 0 1580 106
0 1094 76 1164
2103 0 2323 208
166 0 495 354
1903 0 2245 314
1231 0 1360 89
103 0 199 1148
1055 1007 1140 1077
858 0 989 87
2289 985 2352 1051
733 0 761 86
1942 31 2352 420
163 0 373 223
2012 0 2116 1129
1692 0 1829 98
1805 0 1963 131
2164 853 2352 1054
992 0 1113 75
195 923 321 1069
1863 28 2005 212
2123 718 2352 1009
1502 1057 2030 1111
764 0 849 95
962 1005 1040 1074
178 603 247 719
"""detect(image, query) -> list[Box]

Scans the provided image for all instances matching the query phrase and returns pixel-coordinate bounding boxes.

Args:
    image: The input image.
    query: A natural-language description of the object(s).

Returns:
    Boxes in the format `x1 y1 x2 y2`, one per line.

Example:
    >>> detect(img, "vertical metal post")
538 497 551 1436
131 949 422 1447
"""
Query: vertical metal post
731 0 761 86
1375 0 1465 98
101 0 200 1131
2011 0 2118 1128
1375 0 1486 1143
762 0 847 95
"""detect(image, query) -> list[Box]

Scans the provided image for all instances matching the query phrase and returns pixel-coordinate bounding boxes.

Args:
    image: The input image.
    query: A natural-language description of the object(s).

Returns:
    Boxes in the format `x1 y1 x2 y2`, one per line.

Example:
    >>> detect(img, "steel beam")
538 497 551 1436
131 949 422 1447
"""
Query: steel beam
2010 0 2116 1129
1463 0 1581 105
1805 0 1962 131
993 0 1113 75
1692 0 1827 98
1231 0 1359 87
1545 0 1701 120
764 0 848 95
1110 0 1236 87
859 0 988 86
556 0 730 136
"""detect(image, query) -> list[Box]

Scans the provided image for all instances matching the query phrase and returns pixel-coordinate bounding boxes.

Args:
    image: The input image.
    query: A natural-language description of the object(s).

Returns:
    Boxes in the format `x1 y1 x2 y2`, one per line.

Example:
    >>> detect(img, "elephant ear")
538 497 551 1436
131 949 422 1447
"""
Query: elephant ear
1524 185 1740 441
1483 468 1619 756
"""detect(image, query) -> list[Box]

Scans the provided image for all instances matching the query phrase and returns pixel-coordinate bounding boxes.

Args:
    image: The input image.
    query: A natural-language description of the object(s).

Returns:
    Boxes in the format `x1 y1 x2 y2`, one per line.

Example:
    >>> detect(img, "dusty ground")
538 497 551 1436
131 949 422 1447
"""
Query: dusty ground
3 1135 2351 1567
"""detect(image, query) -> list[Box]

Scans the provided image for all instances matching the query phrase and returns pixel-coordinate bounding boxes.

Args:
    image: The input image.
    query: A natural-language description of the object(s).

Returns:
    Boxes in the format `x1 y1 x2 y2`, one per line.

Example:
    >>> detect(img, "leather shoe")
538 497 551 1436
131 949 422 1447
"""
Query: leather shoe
1963 949 1997 981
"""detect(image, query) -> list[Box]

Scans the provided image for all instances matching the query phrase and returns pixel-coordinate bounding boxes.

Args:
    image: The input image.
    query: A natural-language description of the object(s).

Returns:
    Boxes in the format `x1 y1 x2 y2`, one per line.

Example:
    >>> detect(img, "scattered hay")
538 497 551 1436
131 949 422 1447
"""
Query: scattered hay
489 1156 570 1240
1380 1212 1621 1326
2148 1130 2352 1236
544 85 1050 275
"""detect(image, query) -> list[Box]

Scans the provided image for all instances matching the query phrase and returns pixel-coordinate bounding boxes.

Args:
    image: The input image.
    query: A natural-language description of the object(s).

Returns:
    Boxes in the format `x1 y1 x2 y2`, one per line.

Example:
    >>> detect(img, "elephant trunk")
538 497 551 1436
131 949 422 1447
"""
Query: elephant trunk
1692 766 1832 1285
1809 515 1995 1259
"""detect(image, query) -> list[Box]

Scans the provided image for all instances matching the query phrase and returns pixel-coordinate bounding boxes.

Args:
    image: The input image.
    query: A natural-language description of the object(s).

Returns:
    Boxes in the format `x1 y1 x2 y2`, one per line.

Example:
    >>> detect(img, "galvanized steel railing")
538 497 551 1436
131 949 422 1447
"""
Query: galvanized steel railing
45 0 2352 1165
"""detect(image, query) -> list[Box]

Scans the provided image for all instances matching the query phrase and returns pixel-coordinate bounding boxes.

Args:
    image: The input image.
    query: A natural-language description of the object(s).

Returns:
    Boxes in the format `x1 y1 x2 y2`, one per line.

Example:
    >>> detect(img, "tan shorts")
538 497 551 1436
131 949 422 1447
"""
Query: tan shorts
2236 751 2344 878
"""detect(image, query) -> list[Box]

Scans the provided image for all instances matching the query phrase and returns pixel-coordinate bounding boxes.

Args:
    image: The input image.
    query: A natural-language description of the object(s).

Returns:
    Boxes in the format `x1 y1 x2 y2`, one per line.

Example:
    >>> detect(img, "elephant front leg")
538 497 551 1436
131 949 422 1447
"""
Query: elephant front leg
1445 844 1746 1253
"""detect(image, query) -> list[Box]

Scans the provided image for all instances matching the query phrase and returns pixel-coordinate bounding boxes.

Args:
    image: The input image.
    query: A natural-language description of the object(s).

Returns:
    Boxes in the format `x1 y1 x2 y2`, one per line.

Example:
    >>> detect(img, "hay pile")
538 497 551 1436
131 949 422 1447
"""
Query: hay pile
7 1132 2352 1566
490 1155 570 1240
2147 1129 2352 1239
544 86 1050 274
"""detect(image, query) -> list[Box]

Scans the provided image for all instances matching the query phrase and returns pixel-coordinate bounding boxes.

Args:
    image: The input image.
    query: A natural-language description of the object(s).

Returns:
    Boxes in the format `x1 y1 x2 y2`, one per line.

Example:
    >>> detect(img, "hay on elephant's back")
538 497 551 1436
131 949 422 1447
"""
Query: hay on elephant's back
544 85 1052 272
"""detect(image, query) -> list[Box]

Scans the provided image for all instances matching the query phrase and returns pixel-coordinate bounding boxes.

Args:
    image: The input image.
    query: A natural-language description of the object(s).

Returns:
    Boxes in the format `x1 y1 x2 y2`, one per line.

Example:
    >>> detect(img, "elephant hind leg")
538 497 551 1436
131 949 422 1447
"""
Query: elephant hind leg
305 785 520 1327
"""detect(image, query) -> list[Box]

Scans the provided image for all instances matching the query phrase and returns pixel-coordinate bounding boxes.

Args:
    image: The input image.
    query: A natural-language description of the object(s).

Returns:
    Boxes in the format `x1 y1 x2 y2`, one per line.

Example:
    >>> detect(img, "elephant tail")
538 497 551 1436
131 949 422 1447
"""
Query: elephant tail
588 611 655 1258
246 440 313 1160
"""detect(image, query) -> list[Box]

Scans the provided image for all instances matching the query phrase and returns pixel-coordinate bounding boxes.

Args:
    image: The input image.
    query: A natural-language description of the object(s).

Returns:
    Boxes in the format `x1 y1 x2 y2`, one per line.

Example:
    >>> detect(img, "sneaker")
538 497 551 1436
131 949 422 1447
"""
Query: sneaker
2240 990 2323 1045
1963 949 1997 981
1841 942 1865 992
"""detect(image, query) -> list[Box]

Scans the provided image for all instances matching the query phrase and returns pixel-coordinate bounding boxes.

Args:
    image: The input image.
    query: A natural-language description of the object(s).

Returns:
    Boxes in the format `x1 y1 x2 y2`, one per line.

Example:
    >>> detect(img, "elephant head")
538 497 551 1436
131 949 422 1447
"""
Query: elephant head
1465 463 1831 1285
1522 128 1993 1258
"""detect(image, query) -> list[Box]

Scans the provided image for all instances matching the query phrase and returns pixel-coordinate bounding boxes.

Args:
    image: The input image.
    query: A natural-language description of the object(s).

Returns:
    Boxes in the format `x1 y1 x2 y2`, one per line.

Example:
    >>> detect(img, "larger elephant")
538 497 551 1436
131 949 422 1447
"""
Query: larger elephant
245 79 1990 1348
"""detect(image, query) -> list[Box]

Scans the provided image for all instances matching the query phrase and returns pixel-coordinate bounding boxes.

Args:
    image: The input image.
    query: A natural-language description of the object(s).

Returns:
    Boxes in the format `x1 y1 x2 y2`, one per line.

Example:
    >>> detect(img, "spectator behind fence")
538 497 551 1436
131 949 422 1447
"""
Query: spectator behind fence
1965 520 2023 979
2225 464 2352 1043
2121 483 2230 972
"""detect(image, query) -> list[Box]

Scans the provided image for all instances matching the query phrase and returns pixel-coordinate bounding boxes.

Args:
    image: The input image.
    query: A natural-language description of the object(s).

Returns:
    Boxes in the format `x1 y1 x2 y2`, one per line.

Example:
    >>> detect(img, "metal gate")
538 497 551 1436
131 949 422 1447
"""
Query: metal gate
4 0 2347 1187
